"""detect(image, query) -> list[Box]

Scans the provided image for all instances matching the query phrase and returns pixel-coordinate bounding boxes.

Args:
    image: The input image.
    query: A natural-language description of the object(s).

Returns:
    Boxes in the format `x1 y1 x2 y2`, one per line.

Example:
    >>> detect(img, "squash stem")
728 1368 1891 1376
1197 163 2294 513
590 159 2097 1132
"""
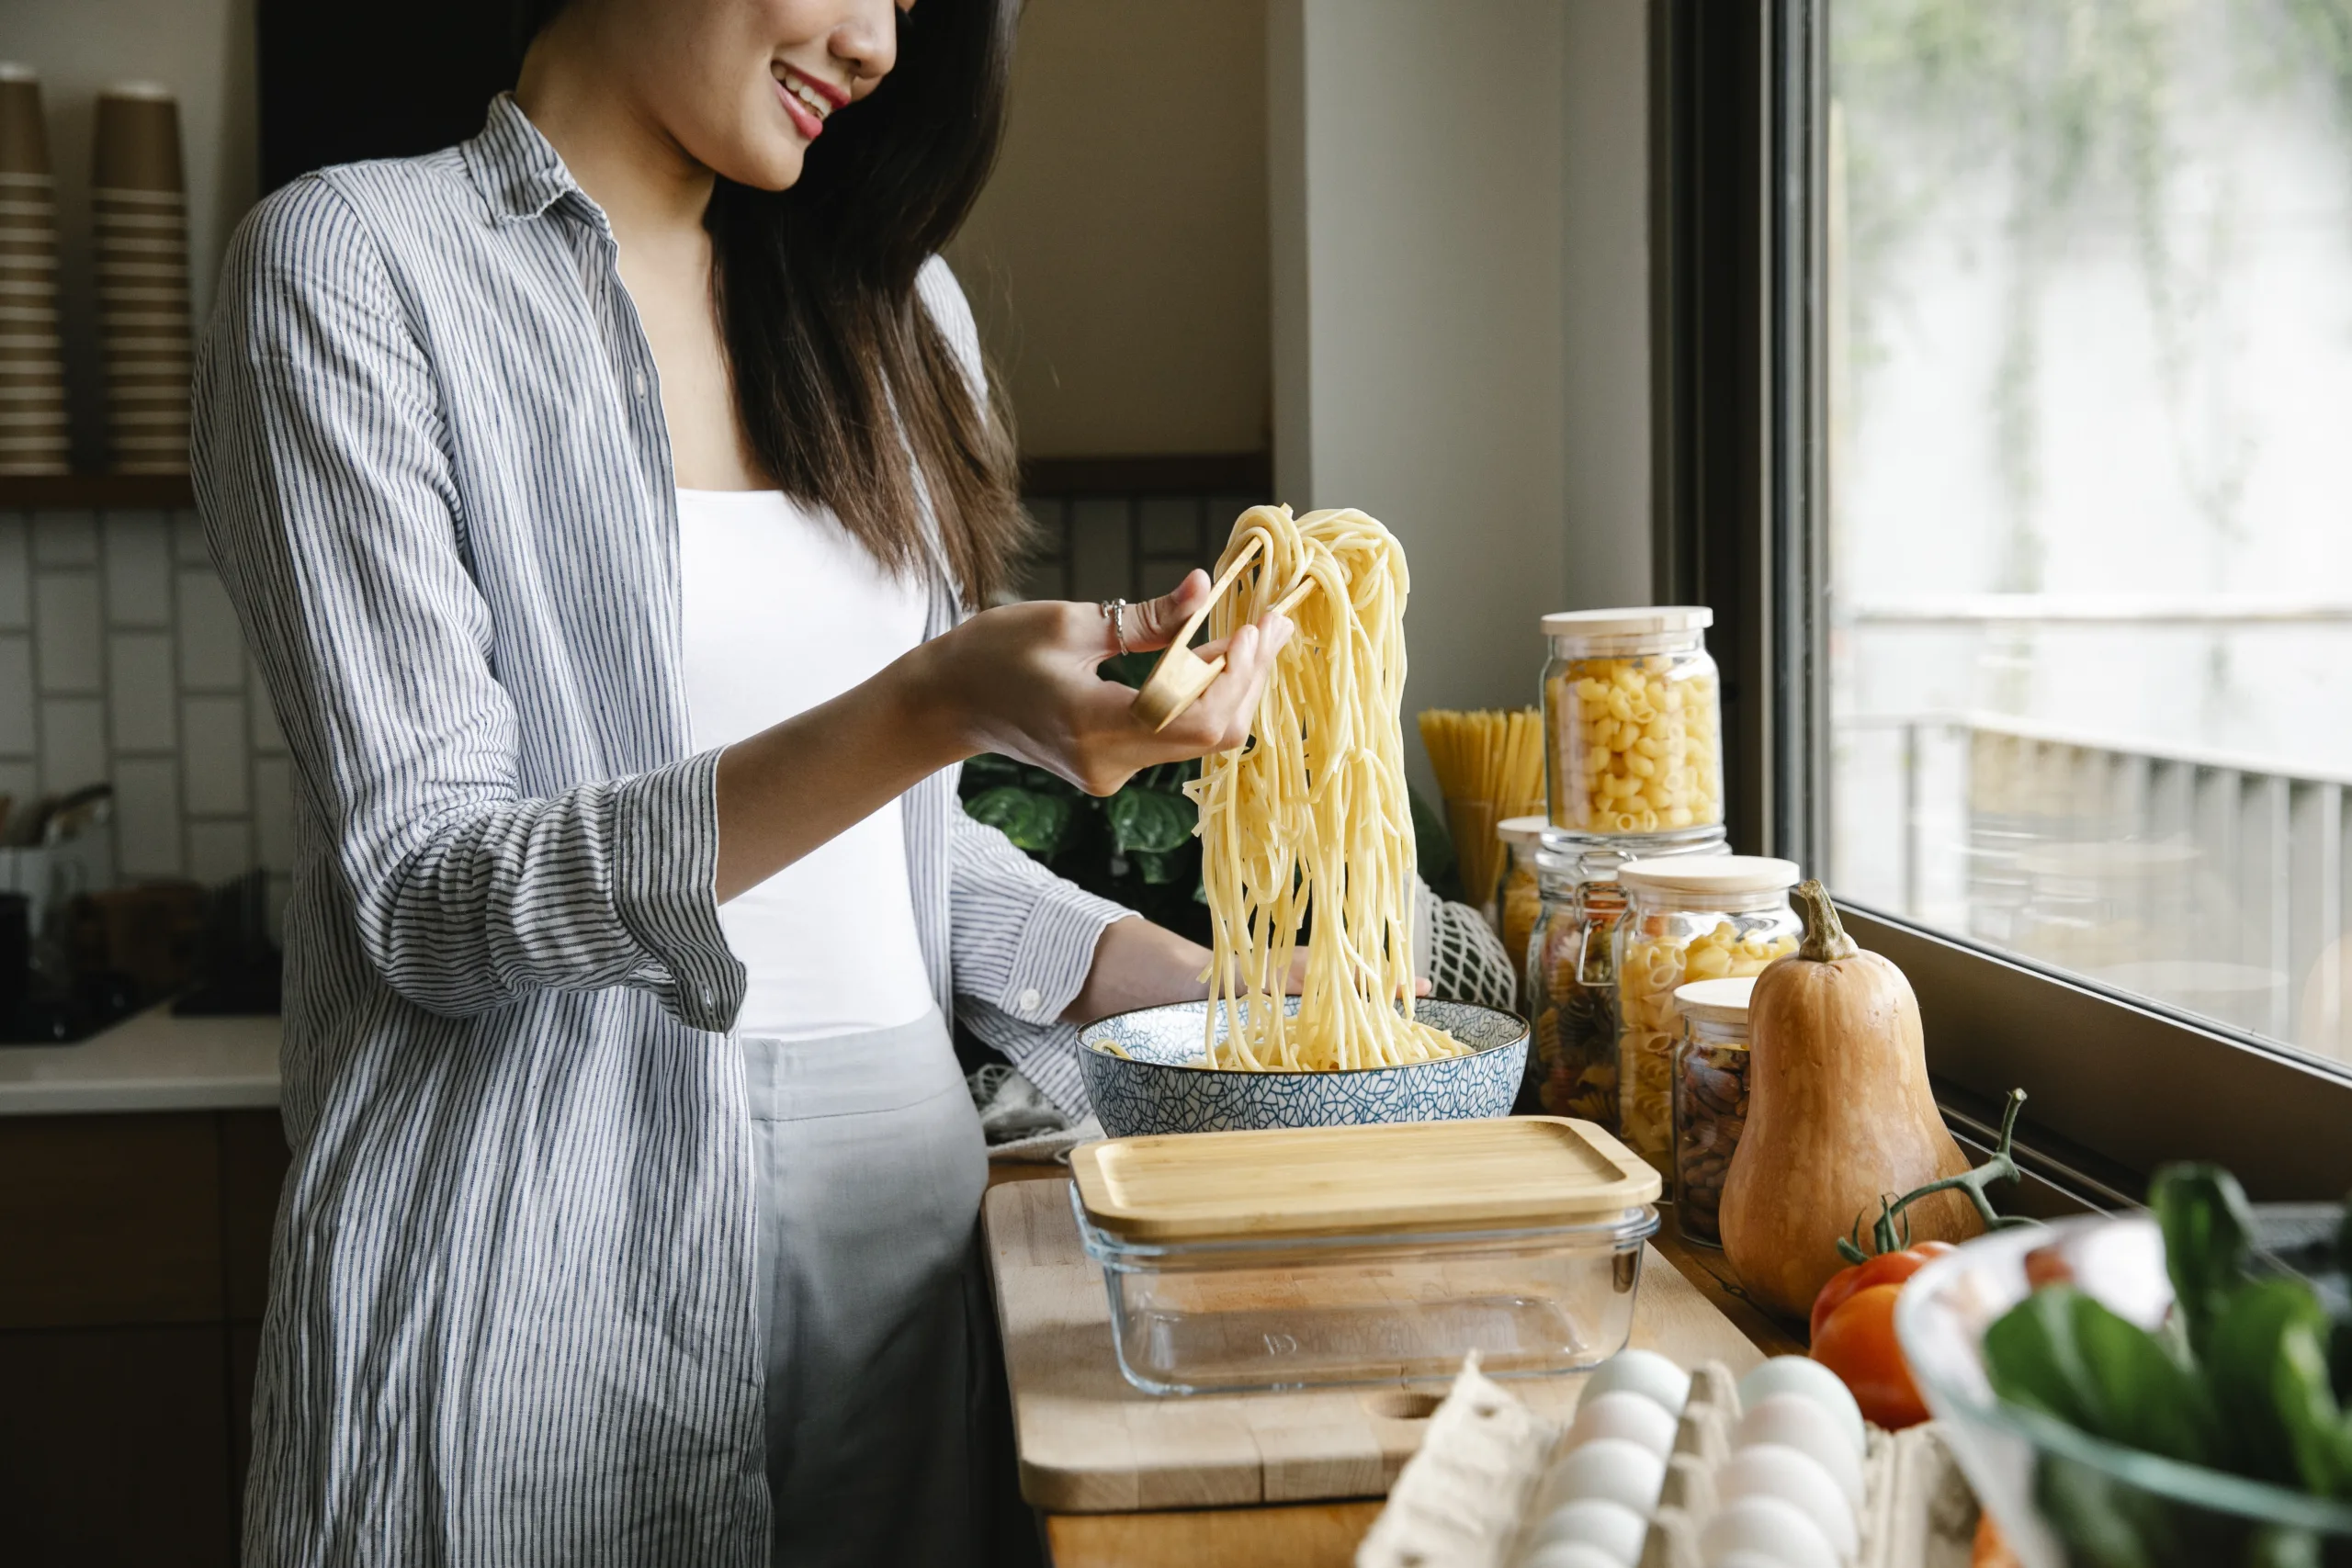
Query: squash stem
1792 880 1860 962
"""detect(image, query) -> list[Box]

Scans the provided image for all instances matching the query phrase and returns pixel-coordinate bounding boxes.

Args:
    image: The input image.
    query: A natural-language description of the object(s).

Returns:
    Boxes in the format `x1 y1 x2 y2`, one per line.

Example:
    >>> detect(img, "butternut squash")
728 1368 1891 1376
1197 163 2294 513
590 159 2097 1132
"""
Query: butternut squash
1719 881 1981 1322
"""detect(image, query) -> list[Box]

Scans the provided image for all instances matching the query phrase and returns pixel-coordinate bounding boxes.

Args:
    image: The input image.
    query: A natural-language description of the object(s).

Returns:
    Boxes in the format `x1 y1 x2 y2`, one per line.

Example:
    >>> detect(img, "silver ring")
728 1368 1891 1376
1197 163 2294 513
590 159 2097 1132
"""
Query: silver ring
1100 597 1130 655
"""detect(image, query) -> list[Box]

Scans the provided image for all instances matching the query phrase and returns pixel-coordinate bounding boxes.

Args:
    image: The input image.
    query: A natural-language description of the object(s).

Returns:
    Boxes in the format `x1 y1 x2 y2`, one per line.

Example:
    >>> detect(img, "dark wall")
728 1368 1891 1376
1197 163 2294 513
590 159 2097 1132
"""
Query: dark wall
258 1 519 189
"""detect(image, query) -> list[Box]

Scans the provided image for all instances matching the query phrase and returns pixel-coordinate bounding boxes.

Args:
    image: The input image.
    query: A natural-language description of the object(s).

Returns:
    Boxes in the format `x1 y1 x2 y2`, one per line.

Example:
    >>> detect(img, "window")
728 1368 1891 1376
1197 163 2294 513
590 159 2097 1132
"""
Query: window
1824 0 2352 1077
1653 0 2352 1197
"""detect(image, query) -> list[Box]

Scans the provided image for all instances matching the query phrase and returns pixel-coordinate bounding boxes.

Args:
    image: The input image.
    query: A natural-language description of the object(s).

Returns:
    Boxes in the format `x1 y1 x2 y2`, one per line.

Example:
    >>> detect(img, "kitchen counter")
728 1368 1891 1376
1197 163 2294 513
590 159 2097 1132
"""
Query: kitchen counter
0 1005 281 1115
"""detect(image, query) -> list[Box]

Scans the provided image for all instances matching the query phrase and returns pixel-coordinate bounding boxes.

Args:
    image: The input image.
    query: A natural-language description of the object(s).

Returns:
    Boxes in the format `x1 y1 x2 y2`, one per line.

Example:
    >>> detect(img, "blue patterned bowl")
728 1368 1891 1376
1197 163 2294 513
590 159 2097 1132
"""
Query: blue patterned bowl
1077 998 1530 1137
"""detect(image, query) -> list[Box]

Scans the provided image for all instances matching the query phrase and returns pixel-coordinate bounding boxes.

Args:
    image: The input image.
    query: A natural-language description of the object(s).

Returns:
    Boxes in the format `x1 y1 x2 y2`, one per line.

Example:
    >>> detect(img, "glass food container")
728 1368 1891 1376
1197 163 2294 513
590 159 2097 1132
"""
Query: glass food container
1540 607 1724 834
1613 856 1801 1179
1522 825 1727 1123
1496 814 1547 996
1069 1118 1661 1395
1669 975 1756 1248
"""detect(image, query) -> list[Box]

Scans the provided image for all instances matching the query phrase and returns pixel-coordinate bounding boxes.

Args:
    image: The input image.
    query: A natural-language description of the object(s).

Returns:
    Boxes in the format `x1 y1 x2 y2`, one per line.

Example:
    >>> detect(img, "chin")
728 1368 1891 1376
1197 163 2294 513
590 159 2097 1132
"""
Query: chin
723 135 808 194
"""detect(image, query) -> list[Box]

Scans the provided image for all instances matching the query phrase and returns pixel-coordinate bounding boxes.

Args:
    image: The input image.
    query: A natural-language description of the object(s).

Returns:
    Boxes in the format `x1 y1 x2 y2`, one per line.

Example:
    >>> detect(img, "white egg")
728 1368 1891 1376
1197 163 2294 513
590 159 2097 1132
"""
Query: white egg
1541 1438 1668 1517
1699 1496 1839 1568
1525 1498 1648 1565
1522 1544 1627 1568
1567 1390 1680 1459
1714 1444 1859 1558
1736 1357 1866 1453
1735 1393 1866 1506
1583 1348 1692 1416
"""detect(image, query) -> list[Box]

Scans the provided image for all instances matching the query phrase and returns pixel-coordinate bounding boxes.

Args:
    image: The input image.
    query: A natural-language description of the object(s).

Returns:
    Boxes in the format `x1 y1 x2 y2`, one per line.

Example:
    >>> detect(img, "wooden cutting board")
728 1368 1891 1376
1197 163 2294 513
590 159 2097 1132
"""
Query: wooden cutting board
984 1176 1767 1514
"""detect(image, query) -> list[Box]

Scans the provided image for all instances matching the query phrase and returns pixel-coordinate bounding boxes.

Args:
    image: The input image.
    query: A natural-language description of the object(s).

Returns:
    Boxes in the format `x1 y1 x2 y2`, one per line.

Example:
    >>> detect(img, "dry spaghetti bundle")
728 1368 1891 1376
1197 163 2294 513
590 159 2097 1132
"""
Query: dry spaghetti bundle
1187 505 1464 1071
1418 706 1544 907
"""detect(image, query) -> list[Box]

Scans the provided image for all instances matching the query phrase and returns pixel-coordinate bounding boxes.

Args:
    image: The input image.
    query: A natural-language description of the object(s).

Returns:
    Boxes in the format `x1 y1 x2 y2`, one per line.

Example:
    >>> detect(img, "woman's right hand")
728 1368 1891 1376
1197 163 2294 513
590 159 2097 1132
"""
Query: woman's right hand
913 570 1295 796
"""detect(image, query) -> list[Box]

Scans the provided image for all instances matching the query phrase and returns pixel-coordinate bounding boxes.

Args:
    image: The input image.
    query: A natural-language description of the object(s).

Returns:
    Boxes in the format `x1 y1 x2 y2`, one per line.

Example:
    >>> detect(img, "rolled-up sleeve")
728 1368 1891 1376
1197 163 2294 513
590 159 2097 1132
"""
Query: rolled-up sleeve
947 808 1132 1114
192 176 743 1030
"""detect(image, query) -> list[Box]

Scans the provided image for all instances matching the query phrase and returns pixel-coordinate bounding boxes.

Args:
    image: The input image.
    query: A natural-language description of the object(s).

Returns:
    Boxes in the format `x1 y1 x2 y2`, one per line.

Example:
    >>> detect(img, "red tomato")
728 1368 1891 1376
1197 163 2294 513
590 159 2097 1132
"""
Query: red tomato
1811 1283 1931 1429
1807 1241 1956 1343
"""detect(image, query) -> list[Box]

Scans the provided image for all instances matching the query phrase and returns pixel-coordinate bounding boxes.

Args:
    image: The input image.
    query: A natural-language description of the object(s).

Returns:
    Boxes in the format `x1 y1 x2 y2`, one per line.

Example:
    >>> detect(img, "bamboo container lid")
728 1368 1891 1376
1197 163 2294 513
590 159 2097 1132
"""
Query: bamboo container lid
92 82 189 475
0 62 68 476
1070 1115 1662 1244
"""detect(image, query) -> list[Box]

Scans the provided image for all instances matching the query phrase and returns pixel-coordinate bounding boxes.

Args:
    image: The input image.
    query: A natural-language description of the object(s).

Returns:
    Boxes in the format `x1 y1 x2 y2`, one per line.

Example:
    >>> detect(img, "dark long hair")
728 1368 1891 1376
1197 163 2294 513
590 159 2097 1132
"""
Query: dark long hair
514 0 1028 604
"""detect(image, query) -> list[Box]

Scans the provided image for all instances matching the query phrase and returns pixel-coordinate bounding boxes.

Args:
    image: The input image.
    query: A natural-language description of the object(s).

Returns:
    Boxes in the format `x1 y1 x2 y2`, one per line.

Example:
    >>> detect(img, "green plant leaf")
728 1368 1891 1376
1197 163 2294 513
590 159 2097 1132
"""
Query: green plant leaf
1986 1284 2102 1431
1107 788 1194 855
2152 1164 2256 1362
963 786 1074 856
1131 849 1183 886
2068 1289 2220 1467
2207 1278 2352 1495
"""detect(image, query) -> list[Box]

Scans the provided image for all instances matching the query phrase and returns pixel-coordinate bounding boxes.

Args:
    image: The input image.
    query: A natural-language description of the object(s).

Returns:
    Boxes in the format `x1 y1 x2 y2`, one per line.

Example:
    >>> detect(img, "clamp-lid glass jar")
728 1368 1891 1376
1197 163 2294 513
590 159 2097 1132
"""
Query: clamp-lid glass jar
1522 824 1728 1124
1541 608 1723 834
1497 814 1547 996
1670 975 1757 1248
1613 856 1801 1178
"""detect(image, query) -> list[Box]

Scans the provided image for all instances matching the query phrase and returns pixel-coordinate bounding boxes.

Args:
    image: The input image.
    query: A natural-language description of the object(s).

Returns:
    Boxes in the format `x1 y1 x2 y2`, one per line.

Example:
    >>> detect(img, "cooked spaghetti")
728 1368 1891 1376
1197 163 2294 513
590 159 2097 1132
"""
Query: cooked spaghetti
1185 505 1466 1071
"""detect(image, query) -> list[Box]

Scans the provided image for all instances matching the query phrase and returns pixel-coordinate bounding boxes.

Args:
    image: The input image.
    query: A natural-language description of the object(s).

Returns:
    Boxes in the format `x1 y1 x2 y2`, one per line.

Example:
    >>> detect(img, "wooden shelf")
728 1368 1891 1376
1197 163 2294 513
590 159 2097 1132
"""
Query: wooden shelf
0 474 196 511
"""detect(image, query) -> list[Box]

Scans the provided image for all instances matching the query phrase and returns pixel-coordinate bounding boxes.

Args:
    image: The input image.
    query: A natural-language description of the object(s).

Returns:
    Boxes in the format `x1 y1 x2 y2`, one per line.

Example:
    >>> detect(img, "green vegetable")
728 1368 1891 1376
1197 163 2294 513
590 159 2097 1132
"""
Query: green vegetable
1985 1285 2217 1467
2154 1165 2256 1362
1981 1162 2352 1563
2207 1280 2352 1497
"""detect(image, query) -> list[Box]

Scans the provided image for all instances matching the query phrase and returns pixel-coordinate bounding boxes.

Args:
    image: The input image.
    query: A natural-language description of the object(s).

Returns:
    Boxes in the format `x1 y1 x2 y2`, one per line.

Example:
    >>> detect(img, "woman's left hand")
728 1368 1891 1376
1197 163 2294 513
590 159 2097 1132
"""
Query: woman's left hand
1066 920 1427 1023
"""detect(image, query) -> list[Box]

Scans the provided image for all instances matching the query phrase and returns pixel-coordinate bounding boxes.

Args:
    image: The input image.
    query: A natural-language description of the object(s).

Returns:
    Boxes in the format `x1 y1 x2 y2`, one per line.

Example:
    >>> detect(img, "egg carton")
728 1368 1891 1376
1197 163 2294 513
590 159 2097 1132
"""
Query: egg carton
1357 1354 1980 1568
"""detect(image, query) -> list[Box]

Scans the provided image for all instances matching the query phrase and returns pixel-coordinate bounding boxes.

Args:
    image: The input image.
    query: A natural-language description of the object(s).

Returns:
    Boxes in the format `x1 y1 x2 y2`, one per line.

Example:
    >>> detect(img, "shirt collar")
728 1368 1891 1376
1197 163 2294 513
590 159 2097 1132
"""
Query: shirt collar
461 93 603 231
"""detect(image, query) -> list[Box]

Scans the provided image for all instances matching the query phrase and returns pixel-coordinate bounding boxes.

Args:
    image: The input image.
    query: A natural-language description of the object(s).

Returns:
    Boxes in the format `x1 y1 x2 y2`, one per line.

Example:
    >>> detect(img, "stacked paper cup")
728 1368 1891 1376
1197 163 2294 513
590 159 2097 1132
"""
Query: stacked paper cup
0 63 69 475
92 83 191 474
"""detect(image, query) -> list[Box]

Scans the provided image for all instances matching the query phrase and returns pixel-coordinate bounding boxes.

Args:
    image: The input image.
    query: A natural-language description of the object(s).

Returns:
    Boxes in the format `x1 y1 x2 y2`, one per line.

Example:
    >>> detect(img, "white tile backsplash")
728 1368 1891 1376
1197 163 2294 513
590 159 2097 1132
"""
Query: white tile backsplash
186 819 254 886
0 634 30 757
34 572 102 694
108 633 176 751
0 514 27 629
173 512 212 566
181 694 250 815
31 511 97 566
248 657 286 754
103 512 174 627
40 696 107 793
253 755 295 874
112 757 184 877
175 570 247 692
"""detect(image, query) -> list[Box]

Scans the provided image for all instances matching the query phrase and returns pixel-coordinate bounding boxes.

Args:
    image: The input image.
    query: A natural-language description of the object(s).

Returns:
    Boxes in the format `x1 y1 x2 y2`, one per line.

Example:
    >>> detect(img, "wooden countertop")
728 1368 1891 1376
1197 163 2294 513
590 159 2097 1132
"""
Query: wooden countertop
982 1162 1805 1566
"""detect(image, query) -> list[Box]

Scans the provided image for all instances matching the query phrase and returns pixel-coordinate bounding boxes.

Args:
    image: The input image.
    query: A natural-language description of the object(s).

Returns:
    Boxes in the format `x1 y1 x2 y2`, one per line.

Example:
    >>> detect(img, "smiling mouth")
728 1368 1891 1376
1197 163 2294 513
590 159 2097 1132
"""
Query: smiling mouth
773 64 848 140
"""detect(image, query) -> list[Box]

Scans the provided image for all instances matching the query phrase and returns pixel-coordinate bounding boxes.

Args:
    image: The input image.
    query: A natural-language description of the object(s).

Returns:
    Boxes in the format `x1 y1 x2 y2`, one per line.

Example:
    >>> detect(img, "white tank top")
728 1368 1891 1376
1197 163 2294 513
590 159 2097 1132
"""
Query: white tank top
675 488 935 1040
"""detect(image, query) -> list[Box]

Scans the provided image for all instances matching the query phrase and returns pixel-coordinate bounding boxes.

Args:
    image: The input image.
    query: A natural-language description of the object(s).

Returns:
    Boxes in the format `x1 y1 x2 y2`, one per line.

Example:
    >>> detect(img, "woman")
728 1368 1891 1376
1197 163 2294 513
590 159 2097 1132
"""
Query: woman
192 1 1292 1562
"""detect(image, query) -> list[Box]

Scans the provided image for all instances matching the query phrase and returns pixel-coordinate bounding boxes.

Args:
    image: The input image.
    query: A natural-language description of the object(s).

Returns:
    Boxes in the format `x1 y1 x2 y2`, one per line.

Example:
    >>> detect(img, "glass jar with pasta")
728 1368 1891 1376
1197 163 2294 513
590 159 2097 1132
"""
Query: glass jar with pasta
1496 815 1547 1003
1612 857 1801 1179
1670 976 1756 1248
1540 608 1723 834
1522 825 1728 1124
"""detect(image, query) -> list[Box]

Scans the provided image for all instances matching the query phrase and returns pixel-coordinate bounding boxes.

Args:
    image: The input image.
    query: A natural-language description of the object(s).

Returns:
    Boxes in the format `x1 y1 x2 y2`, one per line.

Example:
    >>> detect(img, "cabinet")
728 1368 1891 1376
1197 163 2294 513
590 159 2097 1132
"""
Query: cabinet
0 1110 288 1567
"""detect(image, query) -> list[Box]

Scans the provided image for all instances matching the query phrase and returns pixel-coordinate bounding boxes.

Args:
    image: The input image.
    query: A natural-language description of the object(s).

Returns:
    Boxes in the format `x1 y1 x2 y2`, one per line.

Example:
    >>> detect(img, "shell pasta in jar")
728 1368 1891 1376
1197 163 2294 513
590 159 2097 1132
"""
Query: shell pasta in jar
1612 857 1801 1178
1541 608 1723 834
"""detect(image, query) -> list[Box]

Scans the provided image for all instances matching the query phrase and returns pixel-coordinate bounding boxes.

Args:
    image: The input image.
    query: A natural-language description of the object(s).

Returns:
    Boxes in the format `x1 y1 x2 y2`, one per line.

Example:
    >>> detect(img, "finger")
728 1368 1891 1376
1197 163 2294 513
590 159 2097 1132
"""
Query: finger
1160 623 1272 751
1116 570 1212 655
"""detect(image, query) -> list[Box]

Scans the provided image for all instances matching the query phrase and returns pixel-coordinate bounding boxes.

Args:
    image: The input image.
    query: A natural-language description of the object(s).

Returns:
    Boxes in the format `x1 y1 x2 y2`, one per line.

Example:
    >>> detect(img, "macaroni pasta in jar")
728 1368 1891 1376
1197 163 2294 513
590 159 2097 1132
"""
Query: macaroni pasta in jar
1612 857 1800 1179
1522 825 1727 1125
1540 608 1724 834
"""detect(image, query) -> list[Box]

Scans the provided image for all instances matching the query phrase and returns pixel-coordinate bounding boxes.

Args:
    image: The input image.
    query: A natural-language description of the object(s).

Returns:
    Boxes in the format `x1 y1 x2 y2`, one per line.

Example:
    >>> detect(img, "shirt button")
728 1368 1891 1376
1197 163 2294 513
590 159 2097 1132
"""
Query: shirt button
699 985 715 1007
1017 987 1044 1014
633 371 649 398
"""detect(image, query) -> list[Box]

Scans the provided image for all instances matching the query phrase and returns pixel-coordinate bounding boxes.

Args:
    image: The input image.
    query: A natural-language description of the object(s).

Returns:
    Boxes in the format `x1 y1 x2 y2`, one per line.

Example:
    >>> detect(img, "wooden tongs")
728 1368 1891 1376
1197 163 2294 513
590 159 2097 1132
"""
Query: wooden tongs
1129 535 1314 731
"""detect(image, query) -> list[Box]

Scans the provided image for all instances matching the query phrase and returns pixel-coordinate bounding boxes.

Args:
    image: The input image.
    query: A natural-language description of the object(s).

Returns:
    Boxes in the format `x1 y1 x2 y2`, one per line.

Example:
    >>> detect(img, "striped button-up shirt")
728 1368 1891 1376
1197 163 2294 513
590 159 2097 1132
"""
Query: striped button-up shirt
192 95 1128 1566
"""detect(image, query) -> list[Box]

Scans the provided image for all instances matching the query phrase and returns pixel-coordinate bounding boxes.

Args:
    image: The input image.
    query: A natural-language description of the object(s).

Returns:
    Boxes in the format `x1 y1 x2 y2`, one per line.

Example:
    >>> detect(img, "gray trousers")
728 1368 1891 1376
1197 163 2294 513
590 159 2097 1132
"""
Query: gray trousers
742 1009 989 1568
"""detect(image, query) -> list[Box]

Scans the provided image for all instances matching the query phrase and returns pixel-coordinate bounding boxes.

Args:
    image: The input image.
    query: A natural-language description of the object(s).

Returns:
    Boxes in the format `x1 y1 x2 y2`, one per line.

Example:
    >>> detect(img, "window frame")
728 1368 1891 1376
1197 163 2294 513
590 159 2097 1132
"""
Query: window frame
1648 0 2352 1201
